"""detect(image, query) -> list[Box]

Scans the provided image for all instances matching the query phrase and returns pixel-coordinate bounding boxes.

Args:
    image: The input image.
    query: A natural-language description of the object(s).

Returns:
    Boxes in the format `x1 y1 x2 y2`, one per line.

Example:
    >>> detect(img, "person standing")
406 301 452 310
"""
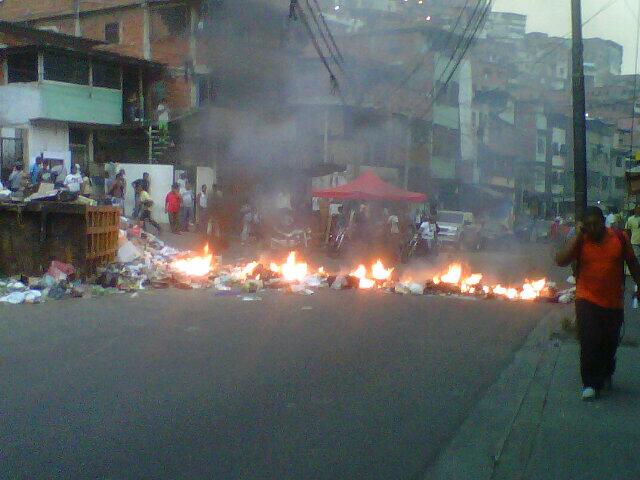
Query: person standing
136 183 160 234
196 184 209 231
63 164 83 193
165 183 182 234
108 170 126 214
30 156 43 185
556 206 640 400
625 205 640 258
132 172 150 218
180 181 194 232
8 164 25 192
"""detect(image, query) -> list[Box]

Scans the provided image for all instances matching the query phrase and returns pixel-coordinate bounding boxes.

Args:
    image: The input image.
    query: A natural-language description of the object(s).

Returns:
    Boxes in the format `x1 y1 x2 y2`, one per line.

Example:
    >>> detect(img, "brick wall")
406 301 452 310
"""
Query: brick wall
0 0 142 21
78 9 145 58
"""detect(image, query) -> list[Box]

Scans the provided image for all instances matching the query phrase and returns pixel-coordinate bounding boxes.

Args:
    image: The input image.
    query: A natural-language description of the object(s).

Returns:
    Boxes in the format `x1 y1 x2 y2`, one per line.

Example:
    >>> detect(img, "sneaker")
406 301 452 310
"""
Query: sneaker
581 387 596 401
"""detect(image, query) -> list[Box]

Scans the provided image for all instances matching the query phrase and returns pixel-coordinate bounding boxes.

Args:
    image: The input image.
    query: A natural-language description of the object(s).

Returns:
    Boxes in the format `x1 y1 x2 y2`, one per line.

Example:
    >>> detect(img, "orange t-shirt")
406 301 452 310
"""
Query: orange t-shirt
576 228 634 309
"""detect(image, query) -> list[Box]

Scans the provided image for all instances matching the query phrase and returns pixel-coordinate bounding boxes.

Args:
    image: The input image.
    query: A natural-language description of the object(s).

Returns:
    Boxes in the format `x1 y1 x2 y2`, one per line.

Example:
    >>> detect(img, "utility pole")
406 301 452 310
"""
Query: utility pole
572 0 588 220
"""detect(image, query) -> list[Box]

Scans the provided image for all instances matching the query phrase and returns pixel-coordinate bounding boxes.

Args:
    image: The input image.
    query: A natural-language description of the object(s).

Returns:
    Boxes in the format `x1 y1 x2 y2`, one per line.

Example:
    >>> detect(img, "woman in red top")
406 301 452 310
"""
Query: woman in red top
165 183 182 233
556 206 640 400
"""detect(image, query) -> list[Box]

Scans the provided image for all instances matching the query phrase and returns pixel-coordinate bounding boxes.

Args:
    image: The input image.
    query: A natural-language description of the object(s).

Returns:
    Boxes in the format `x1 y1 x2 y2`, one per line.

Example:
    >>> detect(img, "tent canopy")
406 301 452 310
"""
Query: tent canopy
312 170 427 202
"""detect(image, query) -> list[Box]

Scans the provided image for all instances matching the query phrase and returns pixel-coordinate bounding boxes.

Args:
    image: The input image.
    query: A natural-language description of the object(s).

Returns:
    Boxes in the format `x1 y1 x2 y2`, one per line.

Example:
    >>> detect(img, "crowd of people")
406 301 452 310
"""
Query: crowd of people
1 158 95 197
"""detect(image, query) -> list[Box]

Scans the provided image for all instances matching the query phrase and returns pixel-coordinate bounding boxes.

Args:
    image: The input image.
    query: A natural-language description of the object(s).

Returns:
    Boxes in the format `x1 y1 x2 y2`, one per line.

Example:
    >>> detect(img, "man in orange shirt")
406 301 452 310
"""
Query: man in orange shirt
557 206 640 400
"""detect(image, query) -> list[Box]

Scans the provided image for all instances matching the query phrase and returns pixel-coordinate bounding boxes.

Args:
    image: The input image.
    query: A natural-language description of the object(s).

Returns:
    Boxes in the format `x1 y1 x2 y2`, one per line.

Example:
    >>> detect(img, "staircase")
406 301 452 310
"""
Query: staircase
147 125 173 163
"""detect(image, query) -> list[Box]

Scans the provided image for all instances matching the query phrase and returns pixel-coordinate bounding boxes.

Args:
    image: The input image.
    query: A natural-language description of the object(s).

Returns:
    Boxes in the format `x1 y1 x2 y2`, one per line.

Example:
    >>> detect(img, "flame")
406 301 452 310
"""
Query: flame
318 266 325 275
350 264 376 289
281 251 308 282
441 264 462 284
464 273 483 285
270 262 280 273
371 260 393 281
242 261 259 277
172 245 213 277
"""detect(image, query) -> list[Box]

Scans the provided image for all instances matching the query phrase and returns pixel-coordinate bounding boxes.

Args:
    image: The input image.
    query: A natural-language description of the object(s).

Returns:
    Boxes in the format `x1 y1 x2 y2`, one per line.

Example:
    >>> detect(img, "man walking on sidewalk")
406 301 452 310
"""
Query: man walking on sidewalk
556 206 640 400
165 183 182 234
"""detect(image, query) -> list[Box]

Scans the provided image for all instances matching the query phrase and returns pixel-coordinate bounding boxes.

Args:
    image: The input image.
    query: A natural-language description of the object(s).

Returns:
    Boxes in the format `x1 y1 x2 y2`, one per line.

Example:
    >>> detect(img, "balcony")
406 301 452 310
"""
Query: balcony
0 82 122 126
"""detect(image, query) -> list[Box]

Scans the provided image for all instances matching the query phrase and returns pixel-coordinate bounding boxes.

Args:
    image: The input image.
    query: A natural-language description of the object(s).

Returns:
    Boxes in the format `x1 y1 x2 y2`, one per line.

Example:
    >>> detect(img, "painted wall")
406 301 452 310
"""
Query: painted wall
0 82 122 126
0 84 41 125
27 121 71 171
119 163 174 224
40 82 122 125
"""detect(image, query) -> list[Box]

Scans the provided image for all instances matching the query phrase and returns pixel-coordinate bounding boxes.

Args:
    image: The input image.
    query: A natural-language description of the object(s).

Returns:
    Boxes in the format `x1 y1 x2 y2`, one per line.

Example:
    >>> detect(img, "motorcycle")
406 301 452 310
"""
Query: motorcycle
270 227 312 250
399 225 439 263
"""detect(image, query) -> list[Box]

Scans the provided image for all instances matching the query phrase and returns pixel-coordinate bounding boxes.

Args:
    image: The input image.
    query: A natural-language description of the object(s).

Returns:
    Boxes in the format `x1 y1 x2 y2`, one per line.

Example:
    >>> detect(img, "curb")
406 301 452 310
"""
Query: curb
424 306 570 480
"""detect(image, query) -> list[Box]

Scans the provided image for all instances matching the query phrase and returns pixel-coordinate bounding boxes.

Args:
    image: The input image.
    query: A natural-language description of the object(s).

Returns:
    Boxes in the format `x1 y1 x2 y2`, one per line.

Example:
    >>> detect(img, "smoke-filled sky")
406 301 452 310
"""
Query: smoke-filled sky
493 0 640 74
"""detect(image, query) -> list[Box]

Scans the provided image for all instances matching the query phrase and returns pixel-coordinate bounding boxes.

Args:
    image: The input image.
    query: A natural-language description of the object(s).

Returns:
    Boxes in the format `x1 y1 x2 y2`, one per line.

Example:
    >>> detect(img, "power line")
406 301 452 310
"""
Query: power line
416 0 492 118
387 0 474 97
303 0 345 73
293 2 347 104
310 0 345 64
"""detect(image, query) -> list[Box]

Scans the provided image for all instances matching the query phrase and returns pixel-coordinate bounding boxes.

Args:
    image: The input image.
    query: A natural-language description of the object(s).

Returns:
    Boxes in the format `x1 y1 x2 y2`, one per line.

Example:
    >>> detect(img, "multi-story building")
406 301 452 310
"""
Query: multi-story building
0 21 162 178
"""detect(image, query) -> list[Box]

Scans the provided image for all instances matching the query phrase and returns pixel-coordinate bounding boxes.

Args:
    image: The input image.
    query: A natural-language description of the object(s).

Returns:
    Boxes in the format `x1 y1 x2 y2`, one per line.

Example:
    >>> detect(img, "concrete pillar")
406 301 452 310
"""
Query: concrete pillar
323 108 329 164
74 0 82 37
142 1 151 61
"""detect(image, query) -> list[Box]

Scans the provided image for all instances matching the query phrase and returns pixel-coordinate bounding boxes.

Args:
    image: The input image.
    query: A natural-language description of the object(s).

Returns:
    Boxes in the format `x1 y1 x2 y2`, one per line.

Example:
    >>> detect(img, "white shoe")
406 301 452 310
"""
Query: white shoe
581 387 596 401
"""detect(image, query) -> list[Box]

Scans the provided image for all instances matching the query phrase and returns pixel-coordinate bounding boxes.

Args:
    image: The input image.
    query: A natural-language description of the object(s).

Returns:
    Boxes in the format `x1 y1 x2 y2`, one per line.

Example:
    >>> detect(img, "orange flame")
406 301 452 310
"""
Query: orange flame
441 264 462 284
281 251 308 282
371 260 394 281
172 244 213 277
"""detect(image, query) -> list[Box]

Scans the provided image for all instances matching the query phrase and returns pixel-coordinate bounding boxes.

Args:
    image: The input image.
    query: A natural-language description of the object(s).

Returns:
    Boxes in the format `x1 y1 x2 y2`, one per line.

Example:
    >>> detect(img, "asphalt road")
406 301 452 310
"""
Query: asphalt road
0 263 561 480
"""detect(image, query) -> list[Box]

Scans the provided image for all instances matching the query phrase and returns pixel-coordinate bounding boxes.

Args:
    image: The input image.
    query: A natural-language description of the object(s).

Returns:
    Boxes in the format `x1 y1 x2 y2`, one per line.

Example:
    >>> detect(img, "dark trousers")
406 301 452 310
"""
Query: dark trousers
576 299 623 390
168 211 180 233
140 209 160 234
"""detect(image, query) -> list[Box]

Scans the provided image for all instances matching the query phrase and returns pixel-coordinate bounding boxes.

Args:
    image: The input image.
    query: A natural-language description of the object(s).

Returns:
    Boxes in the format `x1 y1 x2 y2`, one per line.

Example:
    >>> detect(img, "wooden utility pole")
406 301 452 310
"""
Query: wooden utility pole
572 0 588 220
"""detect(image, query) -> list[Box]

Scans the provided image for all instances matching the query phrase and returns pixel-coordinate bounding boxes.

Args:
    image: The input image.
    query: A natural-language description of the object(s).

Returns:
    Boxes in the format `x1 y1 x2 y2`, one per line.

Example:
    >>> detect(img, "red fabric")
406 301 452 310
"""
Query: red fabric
165 191 181 213
312 171 427 202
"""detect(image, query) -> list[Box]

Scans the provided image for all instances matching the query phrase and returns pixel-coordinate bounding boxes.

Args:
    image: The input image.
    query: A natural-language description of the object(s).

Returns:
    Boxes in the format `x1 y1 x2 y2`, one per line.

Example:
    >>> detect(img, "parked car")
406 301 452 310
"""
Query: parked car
437 210 482 250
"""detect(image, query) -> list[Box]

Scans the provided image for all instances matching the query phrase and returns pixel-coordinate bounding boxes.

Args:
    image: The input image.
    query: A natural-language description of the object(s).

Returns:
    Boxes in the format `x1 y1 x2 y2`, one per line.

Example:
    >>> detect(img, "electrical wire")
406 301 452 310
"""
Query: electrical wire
303 0 345 73
293 2 347 104
387 0 474 97
416 0 492 118
310 0 345 64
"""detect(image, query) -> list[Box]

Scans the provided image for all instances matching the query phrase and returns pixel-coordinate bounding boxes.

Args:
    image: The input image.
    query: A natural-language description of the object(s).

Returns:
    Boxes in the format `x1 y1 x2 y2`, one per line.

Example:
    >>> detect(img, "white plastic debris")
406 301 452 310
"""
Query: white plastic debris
0 291 26 304
24 290 43 304
7 281 26 291
117 240 142 263
331 275 346 290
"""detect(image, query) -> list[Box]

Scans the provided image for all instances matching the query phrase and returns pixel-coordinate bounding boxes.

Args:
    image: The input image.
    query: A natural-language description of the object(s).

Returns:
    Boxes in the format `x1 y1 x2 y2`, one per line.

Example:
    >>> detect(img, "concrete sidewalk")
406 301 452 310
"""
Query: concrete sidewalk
427 305 640 480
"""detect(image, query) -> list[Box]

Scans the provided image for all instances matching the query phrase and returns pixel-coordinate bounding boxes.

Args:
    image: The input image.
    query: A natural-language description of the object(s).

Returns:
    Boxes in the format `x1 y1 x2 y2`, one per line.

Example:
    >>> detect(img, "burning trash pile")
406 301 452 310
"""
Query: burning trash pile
0 222 574 305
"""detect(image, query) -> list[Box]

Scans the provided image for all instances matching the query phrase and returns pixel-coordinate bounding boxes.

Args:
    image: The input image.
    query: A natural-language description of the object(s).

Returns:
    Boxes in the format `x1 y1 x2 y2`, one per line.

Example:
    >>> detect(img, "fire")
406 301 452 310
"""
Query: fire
270 262 280 273
440 264 462 284
371 260 394 281
280 251 308 282
172 244 213 277
429 263 547 301
242 261 259 277
350 264 375 289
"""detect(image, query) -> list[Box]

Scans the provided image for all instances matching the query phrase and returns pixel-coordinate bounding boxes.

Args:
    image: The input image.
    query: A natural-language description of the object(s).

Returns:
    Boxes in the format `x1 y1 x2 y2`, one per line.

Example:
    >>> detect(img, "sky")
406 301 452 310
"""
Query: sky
493 0 640 73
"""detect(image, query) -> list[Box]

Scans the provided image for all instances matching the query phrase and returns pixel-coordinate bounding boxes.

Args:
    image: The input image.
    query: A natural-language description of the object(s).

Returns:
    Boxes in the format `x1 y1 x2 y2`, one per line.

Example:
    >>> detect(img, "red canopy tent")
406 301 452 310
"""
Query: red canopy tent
312 170 426 202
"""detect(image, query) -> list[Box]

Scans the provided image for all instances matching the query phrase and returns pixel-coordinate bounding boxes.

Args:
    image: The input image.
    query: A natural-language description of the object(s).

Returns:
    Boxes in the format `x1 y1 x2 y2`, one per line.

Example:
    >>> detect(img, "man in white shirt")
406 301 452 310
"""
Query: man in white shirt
63 164 83 193
419 217 437 251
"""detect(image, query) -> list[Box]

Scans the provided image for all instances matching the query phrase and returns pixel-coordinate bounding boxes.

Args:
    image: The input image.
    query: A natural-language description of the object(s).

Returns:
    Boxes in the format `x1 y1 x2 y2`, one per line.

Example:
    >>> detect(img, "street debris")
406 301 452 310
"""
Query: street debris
0 220 573 306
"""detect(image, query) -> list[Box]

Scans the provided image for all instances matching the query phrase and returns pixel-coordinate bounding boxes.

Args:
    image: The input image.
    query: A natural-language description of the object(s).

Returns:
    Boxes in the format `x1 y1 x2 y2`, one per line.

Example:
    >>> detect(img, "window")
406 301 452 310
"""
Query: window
602 176 609 191
616 156 623 167
7 52 38 83
43 51 89 85
150 6 189 40
196 76 216 107
92 61 121 89
104 22 120 44
615 177 625 189
537 137 546 154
